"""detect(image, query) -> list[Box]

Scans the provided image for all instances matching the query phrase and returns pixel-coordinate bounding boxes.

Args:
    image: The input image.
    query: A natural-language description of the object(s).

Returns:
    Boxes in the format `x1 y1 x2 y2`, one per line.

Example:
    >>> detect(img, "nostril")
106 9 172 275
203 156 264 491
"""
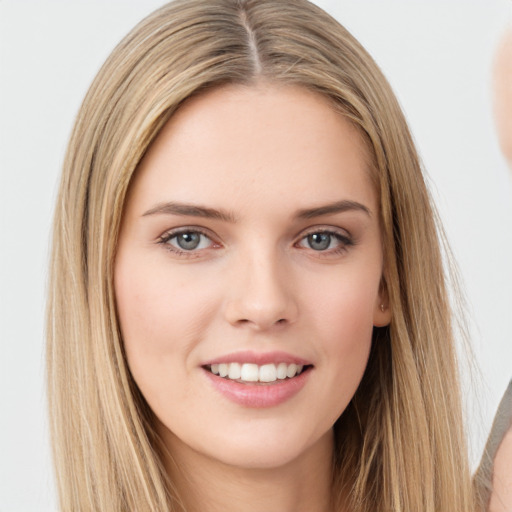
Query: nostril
234 317 287 328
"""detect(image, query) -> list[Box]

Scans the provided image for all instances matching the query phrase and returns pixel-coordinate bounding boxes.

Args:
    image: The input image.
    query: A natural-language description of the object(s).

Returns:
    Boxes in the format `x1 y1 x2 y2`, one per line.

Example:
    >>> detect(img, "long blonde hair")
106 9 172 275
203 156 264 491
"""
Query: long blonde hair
47 0 474 510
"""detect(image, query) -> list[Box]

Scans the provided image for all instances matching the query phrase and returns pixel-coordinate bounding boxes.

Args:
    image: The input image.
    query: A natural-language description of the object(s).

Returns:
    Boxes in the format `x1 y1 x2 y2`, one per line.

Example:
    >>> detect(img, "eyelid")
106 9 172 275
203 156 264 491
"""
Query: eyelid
157 226 222 255
297 225 352 241
294 225 354 254
157 225 213 241
156 224 354 258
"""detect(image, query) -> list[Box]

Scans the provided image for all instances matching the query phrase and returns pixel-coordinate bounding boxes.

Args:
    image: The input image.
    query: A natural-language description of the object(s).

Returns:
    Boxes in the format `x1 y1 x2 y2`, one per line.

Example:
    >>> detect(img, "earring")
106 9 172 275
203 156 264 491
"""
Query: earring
380 304 386 312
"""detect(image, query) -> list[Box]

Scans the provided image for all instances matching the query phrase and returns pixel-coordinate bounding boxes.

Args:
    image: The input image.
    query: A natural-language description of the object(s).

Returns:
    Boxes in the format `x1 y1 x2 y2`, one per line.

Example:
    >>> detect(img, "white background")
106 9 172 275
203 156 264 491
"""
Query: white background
1 1 511 510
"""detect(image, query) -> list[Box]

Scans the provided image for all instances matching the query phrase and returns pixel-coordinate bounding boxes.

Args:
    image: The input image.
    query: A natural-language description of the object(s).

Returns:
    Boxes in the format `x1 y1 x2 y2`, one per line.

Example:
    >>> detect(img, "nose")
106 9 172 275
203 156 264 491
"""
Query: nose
223 251 299 331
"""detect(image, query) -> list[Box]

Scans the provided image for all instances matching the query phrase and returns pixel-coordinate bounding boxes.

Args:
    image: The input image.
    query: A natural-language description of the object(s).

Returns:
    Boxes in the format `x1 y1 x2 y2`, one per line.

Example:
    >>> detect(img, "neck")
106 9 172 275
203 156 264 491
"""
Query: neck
161 430 335 512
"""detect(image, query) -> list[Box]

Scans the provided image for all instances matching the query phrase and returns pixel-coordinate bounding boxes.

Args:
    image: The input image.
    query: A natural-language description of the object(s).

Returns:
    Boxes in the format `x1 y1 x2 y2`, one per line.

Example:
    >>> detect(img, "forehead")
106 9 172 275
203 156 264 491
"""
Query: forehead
127 83 377 217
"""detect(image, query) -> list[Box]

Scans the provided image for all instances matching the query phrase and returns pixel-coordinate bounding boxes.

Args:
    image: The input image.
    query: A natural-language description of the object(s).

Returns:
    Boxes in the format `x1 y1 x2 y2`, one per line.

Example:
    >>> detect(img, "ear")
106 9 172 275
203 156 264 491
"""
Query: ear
373 279 391 327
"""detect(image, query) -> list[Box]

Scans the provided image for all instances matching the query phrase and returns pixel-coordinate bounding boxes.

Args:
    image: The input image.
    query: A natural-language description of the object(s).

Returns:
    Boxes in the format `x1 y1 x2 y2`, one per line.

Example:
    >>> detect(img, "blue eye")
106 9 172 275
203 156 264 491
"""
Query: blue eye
174 232 201 250
306 233 332 251
298 230 352 252
162 230 213 252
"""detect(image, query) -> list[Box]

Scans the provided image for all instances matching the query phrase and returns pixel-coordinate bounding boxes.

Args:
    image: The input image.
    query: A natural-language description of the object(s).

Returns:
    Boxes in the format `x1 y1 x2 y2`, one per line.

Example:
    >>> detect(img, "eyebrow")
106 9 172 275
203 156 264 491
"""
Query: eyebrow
142 201 237 222
296 200 372 219
142 199 371 222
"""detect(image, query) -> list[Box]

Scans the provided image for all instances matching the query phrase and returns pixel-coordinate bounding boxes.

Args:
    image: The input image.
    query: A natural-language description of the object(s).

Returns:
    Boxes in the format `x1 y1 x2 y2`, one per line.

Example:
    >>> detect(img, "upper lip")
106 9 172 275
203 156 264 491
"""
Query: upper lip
202 350 312 367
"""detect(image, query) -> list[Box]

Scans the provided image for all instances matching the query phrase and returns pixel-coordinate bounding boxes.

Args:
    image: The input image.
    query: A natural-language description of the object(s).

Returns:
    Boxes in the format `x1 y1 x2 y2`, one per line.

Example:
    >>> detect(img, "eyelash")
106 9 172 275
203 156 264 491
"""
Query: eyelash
295 229 354 256
157 227 218 258
157 227 354 258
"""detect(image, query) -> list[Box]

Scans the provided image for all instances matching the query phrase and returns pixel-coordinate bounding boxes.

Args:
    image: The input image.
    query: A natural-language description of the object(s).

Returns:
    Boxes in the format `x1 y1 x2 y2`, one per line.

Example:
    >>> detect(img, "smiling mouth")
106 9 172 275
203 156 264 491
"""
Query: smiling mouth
204 362 311 384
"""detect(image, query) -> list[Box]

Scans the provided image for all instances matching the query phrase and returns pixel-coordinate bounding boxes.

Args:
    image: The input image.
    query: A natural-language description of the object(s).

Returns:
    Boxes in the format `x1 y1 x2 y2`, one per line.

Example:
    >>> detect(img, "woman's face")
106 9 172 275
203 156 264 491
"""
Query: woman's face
115 84 390 470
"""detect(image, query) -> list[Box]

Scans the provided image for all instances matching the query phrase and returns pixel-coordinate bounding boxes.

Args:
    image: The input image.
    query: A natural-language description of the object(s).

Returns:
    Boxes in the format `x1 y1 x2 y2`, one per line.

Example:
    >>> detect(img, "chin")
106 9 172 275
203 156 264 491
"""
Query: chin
195 422 334 472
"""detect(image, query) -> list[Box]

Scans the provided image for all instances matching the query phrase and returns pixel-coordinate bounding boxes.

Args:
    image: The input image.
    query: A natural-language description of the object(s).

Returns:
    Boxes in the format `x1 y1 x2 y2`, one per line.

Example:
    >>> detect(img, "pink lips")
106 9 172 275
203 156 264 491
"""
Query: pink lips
202 350 311 366
201 351 313 408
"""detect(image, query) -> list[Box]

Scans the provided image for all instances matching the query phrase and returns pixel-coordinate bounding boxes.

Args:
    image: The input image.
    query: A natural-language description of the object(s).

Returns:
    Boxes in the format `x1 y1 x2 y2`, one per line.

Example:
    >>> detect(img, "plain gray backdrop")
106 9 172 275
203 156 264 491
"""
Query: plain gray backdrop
1 1 511 510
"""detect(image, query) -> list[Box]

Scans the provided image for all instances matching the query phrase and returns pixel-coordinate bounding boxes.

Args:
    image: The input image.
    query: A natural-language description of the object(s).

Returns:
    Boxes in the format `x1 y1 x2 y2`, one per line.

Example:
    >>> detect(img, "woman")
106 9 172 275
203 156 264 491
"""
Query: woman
46 0 474 510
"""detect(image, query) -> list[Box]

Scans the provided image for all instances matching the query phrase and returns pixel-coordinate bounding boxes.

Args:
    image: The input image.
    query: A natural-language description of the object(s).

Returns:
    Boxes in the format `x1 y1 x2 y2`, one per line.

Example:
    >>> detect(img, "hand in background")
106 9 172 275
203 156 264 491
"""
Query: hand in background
493 26 512 170
488 25 512 512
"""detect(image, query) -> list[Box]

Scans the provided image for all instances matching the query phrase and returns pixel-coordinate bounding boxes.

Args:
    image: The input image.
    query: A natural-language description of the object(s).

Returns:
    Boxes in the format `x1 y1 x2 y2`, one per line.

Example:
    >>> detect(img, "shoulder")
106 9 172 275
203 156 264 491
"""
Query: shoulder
475 380 512 511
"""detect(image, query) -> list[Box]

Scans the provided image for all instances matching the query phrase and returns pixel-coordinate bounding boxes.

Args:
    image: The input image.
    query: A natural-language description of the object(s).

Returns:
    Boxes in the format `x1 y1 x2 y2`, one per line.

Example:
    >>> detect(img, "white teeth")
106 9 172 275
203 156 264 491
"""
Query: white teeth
276 363 288 380
218 363 229 377
240 363 259 382
286 363 298 378
228 362 241 380
208 362 306 382
259 363 277 383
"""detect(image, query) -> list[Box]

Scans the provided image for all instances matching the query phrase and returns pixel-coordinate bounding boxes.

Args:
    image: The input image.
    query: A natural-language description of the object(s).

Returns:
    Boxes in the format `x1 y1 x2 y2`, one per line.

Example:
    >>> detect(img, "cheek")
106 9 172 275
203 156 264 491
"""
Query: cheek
308 267 379 341
302 266 379 412
114 256 220 385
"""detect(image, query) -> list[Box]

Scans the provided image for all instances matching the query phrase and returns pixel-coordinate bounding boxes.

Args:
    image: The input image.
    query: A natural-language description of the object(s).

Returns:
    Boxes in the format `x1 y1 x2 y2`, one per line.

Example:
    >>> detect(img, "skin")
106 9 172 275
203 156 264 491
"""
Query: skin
115 83 391 512
493 25 512 170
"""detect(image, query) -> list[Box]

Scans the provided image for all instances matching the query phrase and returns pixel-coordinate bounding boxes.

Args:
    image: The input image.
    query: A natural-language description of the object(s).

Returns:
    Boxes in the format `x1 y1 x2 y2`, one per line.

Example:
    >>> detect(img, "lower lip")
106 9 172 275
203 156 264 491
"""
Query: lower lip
203 368 311 408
